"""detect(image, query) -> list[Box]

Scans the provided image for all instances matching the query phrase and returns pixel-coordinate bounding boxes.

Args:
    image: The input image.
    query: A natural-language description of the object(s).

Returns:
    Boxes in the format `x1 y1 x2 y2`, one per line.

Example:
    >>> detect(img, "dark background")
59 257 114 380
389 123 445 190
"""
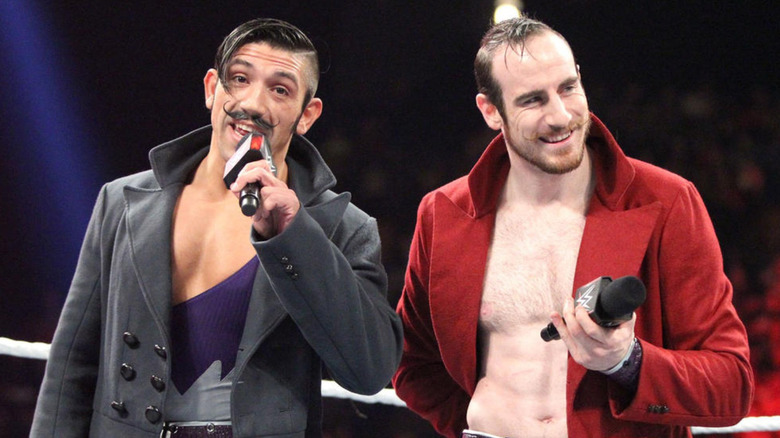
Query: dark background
1 1 778 437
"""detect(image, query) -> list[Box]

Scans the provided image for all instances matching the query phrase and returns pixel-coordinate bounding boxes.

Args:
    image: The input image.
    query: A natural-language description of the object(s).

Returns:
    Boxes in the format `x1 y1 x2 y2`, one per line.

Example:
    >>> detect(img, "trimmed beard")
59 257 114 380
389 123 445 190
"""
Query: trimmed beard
505 116 591 175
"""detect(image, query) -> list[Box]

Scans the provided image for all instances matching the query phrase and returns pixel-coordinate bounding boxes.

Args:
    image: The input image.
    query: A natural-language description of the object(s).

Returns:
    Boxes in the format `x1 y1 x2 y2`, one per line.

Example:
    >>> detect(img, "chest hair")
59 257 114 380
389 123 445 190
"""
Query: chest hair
480 207 586 332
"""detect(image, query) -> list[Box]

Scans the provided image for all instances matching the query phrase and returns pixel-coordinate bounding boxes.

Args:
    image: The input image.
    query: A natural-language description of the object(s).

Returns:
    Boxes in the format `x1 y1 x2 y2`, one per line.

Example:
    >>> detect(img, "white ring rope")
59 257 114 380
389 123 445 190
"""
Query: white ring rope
692 416 780 435
2 336 776 434
1 336 51 360
321 380 407 407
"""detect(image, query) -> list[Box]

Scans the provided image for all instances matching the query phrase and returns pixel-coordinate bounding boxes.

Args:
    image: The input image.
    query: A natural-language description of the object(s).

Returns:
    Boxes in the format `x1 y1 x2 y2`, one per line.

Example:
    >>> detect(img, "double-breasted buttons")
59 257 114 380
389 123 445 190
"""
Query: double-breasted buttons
150 375 166 392
123 332 140 348
647 404 670 414
145 406 162 424
120 363 136 381
154 344 167 360
110 401 127 415
281 256 289 264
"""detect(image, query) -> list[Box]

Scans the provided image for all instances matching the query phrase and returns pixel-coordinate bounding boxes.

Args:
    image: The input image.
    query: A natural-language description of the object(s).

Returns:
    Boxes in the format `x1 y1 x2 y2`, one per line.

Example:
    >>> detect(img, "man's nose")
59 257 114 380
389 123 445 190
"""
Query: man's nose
238 85 270 117
543 95 573 128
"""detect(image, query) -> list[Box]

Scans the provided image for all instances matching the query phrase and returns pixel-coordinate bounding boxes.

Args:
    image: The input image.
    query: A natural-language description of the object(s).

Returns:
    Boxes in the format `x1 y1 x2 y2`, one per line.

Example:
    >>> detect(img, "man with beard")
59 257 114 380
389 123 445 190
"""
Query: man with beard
392 16 753 438
32 18 402 437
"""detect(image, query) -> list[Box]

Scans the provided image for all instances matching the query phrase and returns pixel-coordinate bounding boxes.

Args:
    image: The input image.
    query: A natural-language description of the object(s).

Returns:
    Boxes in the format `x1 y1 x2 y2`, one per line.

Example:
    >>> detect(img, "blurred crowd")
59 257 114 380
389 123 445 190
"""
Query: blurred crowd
1 80 778 437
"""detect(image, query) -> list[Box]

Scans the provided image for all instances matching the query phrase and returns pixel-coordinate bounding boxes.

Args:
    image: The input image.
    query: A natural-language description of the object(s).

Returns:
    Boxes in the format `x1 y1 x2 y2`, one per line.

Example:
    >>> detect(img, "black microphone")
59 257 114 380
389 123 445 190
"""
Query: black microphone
540 275 646 342
223 132 277 216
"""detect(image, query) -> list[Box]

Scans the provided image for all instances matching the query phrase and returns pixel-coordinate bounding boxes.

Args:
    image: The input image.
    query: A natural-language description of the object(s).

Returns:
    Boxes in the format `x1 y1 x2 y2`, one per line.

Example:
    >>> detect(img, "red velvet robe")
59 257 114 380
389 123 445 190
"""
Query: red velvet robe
393 114 753 437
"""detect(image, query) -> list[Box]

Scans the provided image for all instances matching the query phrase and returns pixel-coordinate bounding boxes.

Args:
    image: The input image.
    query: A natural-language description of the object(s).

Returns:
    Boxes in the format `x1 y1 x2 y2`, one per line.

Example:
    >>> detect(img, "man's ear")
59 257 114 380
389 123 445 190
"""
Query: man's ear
476 93 503 131
204 68 218 110
296 97 323 135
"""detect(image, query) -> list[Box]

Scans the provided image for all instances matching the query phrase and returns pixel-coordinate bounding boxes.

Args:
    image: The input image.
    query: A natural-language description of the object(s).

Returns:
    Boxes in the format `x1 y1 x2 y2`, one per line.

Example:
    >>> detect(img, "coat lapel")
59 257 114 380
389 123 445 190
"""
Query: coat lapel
123 184 180 337
567 198 663 404
573 200 663 290
429 192 493 394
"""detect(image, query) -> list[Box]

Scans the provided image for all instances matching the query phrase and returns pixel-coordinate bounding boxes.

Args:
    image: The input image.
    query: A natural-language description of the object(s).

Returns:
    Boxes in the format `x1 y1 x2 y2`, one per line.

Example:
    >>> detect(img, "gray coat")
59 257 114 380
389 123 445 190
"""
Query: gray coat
31 126 403 437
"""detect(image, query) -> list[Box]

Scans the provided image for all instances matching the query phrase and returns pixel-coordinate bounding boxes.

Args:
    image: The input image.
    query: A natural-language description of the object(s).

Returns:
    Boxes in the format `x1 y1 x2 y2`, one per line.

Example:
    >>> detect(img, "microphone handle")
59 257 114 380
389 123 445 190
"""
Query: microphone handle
240 183 260 216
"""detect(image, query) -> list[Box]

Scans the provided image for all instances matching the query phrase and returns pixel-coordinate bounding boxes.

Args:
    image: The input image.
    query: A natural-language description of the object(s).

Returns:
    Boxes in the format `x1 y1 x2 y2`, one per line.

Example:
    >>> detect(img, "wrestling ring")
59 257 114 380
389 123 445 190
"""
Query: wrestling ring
3 336 778 435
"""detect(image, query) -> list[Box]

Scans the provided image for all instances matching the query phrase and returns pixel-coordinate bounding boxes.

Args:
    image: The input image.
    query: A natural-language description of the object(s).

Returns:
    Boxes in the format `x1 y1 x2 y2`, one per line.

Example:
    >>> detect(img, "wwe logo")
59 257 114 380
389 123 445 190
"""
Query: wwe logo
575 282 598 311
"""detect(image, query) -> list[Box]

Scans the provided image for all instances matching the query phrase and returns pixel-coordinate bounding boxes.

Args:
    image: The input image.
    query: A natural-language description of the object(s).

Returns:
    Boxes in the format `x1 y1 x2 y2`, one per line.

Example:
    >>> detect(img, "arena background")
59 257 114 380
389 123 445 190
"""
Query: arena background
1 1 778 437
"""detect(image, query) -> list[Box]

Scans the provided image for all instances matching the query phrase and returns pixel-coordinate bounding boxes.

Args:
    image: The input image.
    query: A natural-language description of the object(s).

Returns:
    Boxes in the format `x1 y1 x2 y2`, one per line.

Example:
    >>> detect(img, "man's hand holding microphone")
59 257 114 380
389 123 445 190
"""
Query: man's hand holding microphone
224 133 300 239
543 276 646 372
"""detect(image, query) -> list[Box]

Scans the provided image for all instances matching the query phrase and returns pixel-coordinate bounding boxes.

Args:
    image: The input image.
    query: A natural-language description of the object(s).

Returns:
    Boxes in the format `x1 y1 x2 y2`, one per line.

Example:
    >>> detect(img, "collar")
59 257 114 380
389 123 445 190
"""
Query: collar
466 113 636 217
147 125 337 205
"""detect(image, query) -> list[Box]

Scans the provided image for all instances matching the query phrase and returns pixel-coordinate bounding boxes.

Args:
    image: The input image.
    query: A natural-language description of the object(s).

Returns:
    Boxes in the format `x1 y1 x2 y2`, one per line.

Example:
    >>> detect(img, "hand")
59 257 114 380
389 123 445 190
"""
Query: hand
230 160 300 239
549 297 636 371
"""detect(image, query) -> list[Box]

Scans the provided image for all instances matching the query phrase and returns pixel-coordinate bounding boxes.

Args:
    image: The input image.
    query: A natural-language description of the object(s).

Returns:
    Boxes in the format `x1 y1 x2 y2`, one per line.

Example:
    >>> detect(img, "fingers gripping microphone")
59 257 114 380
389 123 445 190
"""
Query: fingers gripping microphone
540 275 647 342
223 133 277 216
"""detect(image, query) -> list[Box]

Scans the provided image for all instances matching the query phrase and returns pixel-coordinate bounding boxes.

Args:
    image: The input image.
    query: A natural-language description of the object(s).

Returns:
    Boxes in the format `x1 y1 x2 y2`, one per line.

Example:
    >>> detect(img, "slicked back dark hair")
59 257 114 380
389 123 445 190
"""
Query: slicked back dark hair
474 16 563 118
214 18 319 107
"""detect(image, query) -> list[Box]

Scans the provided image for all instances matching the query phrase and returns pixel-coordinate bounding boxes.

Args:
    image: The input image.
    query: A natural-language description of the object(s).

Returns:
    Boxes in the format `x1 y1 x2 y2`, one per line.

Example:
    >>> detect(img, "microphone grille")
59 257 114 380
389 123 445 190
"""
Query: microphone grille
600 275 647 317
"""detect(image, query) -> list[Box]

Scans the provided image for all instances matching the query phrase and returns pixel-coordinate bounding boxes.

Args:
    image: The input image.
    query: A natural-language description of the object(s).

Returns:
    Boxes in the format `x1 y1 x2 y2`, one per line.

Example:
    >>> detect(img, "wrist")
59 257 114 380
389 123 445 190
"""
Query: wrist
601 337 643 392
602 337 637 375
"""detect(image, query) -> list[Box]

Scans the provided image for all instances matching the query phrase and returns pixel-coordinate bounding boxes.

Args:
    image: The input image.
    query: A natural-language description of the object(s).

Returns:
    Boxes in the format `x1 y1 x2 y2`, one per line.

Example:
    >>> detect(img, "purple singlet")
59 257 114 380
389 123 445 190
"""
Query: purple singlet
170 257 258 394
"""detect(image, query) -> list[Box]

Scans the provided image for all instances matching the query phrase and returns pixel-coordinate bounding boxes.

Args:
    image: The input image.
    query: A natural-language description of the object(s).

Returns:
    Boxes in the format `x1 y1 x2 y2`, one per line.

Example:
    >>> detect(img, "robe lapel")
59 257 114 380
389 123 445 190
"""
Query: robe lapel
573 201 663 291
428 192 494 394
568 200 663 404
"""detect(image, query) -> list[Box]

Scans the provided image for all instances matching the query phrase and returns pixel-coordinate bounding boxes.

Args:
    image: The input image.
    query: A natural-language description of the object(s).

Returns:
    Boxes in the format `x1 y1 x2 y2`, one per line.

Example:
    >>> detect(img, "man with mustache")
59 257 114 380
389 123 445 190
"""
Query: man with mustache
392 15 753 438
31 18 402 437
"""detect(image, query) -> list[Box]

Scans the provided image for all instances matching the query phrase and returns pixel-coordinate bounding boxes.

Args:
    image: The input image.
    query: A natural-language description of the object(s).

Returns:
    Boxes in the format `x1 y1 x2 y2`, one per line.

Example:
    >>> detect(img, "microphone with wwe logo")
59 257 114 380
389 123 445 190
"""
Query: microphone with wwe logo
223 132 277 216
540 276 646 342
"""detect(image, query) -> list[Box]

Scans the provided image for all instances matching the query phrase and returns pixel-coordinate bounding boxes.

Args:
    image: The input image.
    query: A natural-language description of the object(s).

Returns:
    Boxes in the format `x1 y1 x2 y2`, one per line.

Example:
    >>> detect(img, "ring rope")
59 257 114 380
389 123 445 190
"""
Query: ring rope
1 336 51 360
2 337 776 434
691 416 780 434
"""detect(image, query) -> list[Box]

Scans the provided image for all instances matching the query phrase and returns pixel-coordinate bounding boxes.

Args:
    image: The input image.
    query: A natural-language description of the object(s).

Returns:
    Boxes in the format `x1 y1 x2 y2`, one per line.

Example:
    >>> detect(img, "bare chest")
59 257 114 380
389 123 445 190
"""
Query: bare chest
171 188 256 305
481 209 586 331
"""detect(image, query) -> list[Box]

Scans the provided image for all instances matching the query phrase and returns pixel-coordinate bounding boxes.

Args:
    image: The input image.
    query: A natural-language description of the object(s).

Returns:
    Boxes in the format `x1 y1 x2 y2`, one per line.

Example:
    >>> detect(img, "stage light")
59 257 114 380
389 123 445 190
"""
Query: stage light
494 0 522 23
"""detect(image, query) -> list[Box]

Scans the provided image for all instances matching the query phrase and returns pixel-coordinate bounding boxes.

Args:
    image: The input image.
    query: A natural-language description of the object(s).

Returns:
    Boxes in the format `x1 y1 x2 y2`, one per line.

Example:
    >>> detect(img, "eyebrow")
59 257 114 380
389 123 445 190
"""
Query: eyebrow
512 75 580 105
228 58 300 87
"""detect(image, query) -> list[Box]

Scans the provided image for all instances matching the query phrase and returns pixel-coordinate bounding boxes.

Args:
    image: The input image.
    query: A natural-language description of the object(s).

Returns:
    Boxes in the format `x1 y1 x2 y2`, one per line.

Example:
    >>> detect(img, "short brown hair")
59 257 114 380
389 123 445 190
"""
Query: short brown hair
474 16 562 118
